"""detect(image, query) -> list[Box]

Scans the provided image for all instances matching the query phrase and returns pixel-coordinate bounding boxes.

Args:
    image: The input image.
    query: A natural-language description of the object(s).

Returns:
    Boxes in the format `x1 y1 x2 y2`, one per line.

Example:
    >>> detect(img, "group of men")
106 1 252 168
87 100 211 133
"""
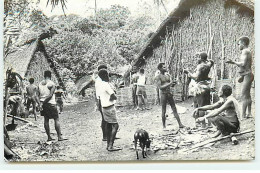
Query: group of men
187 36 253 137
127 36 253 139
12 35 253 151
16 71 67 142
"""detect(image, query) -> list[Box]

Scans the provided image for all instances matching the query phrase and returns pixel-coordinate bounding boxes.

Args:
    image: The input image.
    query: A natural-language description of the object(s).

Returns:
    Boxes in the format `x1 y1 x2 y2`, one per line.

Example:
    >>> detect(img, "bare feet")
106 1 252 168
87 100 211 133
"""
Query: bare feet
107 146 122 151
47 138 55 141
135 107 141 111
246 114 253 119
58 137 68 141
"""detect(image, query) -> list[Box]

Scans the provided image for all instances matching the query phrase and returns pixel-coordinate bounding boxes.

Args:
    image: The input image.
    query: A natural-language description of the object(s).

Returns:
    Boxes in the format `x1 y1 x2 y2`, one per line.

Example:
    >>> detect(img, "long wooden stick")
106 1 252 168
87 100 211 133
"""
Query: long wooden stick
220 31 225 80
7 114 31 123
179 129 254 153
207 33 214 57
208 19 212 57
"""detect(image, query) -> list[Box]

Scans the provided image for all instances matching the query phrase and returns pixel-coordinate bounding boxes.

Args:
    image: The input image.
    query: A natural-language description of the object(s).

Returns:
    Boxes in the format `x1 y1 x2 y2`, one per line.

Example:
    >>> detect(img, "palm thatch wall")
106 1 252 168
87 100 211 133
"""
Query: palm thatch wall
130 0 254 100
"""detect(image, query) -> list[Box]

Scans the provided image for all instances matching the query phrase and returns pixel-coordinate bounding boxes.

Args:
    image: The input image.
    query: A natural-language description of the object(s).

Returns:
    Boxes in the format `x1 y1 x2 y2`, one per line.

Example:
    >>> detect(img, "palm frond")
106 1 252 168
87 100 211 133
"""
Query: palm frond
46 0 67 16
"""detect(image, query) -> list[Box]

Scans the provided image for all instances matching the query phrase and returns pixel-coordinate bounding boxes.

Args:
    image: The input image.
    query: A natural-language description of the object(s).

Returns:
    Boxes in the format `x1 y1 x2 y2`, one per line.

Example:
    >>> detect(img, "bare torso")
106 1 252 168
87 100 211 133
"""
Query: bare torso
196 62 212 82
238 48 252 74
156 73 171 94
26 84 37 98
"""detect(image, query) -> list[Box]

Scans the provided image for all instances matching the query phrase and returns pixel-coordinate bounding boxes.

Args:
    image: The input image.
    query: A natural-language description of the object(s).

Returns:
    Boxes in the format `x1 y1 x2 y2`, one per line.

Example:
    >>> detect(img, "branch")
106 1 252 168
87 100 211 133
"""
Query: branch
179 129 254 153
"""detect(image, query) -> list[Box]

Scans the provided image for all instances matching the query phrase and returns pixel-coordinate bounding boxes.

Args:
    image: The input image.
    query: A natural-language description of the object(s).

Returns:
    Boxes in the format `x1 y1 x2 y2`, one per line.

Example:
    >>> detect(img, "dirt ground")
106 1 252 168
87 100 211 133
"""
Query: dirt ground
6 98 255 162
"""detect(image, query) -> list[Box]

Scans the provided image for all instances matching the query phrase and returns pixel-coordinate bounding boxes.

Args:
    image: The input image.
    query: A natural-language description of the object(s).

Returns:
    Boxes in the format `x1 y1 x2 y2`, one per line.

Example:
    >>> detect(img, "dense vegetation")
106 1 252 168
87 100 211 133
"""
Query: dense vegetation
4 0 156 82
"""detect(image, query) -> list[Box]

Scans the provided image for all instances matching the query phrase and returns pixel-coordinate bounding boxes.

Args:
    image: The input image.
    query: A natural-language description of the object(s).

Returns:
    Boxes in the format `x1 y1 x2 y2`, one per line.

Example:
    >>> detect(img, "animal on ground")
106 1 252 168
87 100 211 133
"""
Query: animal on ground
134 129 151 159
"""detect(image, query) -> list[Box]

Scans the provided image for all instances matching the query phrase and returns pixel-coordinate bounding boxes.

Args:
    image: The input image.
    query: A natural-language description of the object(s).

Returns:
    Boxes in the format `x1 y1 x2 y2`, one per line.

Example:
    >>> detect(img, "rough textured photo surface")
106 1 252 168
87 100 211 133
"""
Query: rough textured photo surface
3 0 255 161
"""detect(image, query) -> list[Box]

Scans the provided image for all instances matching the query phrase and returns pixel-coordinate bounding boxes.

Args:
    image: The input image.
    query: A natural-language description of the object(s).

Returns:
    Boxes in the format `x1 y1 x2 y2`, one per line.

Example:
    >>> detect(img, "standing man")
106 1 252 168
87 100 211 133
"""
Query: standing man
55 86 66 114
131 66 139 109
154 70 161 105
93 64 108 141
155 63 184 129
184 52 214 128
135 68 150 110
26 78 38 121
98 69 122 151
226 36 254 119
184 52 214 83
196 85 240 137
37 70 67 141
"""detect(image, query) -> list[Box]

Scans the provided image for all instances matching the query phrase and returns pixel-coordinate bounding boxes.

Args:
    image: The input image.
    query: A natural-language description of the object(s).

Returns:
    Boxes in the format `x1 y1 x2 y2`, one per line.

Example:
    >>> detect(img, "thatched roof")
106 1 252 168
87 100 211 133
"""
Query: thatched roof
4 42 38 78
129 0 254 73
76 72 123 95
4 40 65 88
76 75 94 94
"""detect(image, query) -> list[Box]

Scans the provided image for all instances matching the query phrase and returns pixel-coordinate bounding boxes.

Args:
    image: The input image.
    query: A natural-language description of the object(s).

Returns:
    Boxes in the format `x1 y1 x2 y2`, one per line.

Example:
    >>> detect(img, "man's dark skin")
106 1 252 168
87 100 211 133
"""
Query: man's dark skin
26 78 38 120
184 52 214 128
195 85 240 138
184 53 214 82
36 72 66 141
98 70 121 151
155 63 184 129
226 37 254 119
94 65 108 141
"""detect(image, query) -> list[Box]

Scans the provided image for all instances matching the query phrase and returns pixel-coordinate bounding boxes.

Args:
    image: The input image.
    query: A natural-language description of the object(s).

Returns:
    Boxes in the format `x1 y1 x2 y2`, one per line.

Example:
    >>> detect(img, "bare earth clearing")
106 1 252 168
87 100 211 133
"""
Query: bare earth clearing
7 98 255 162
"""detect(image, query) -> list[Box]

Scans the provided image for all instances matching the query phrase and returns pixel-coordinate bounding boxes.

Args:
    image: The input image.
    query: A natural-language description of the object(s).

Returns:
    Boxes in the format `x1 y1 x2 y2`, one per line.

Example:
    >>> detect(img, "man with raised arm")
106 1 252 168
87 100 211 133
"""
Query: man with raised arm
184 52 214 128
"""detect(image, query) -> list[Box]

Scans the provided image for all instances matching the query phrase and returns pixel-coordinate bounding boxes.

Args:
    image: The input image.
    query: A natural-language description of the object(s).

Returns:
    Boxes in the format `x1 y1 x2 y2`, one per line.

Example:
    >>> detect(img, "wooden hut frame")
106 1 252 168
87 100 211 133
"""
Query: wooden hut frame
124 0 254 101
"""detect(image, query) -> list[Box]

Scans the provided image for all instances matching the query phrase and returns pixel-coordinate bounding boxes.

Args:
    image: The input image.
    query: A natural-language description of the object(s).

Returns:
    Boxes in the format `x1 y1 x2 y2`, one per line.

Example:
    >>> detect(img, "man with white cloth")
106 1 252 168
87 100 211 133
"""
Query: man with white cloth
98 69 122 151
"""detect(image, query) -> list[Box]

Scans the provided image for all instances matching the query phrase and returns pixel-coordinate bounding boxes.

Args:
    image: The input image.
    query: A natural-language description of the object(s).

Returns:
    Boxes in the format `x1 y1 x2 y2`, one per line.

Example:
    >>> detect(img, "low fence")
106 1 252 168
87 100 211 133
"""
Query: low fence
115 84 183 107
115 78 255 107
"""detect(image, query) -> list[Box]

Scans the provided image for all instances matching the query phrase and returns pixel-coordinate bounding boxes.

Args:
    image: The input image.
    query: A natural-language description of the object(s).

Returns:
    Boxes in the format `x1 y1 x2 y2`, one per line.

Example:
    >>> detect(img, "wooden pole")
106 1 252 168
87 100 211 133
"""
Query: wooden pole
220 31 225 80
208 19 211 57
179 129 254 153
4 73 9 126
7 114 31 123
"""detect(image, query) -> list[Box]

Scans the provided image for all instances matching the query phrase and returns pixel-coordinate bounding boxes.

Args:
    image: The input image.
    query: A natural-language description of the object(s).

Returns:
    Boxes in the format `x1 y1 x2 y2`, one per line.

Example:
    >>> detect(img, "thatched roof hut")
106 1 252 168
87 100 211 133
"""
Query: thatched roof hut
76 72 123 96
76 75 94 96
126 0 254 100
4 39 65 88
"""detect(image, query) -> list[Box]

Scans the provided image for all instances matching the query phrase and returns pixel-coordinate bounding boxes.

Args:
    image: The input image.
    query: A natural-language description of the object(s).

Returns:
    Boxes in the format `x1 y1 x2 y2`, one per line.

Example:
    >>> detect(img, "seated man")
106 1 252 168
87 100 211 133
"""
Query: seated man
194 85 240 138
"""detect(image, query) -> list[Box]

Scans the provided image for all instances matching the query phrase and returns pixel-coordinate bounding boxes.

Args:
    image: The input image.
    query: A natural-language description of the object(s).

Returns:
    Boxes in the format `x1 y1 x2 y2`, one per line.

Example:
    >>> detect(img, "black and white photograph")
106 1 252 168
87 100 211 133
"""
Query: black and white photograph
3 0 255 162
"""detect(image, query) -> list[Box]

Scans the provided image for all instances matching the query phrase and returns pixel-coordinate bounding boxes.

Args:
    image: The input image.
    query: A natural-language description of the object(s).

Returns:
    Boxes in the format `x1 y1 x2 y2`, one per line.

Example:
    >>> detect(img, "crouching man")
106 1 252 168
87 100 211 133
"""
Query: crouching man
194 85 240 138
98 69 122 151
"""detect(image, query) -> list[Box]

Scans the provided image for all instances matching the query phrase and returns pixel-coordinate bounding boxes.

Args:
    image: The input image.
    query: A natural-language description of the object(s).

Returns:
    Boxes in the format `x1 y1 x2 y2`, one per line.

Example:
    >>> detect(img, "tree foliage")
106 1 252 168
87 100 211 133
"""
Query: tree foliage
4 2 156 84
